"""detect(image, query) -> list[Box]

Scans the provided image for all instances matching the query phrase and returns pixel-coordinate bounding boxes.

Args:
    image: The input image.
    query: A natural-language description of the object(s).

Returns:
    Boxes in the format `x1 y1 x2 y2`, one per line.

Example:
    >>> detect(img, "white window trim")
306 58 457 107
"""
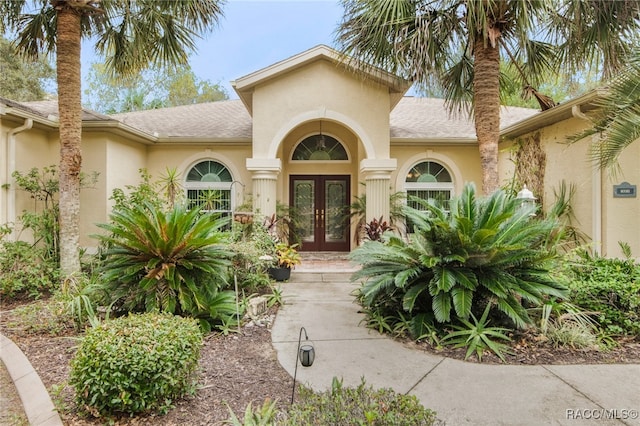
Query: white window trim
184 160 235 214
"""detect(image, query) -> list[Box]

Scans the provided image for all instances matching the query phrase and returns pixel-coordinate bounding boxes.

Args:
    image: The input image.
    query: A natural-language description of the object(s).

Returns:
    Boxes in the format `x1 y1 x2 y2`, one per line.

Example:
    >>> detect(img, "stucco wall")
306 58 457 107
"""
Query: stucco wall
2 126 57 241
79 132 108 247
147 144 253 208
601 138 640 258
251 60 392 161
104 135 147 210
502 116 640 258
391 144 482 195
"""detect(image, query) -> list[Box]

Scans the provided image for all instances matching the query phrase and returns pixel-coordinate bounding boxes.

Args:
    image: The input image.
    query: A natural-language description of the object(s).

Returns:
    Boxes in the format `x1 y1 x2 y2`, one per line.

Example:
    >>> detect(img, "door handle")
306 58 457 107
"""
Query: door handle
320 209 325 228
315 209 319 226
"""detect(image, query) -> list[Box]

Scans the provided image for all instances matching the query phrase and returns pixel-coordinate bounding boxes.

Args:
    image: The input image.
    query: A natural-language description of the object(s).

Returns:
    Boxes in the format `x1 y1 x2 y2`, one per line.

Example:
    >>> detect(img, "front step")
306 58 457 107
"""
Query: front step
281 252 360 284
289 266 355 283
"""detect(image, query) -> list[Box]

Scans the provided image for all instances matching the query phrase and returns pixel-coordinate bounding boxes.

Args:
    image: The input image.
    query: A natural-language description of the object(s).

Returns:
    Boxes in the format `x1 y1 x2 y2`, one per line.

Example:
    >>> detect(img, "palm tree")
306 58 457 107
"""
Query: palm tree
1 0 224 277
573 49 640 170
335 0 640 195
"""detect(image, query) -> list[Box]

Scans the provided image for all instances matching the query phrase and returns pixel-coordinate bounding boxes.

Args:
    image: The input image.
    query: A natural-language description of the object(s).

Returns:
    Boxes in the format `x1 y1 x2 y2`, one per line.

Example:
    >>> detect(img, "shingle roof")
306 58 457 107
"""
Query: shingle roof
108 97 538 141
390 97 538 140
112 100 252 139
19 99 115 122
3 96 539 141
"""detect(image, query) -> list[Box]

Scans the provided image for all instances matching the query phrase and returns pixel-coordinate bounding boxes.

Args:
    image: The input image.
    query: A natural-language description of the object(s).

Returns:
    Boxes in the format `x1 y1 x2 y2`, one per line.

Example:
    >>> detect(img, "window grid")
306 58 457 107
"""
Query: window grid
404 161 454 233
185 161 233 218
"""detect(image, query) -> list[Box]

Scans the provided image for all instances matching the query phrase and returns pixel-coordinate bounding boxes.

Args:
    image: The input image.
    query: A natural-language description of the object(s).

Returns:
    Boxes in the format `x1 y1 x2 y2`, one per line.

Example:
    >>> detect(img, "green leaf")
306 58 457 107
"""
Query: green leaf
432 291 451 323
402 282 429 312
451 287 473 319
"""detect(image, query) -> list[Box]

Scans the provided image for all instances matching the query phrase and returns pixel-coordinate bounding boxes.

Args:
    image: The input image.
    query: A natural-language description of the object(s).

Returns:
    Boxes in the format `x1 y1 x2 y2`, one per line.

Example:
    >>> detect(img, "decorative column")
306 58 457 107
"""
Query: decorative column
360 158 397 223
246 158 281 219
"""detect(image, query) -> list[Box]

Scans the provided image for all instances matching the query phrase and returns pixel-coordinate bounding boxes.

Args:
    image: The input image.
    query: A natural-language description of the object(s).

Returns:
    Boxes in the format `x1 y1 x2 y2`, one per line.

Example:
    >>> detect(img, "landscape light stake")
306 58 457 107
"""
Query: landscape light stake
291 326 315 404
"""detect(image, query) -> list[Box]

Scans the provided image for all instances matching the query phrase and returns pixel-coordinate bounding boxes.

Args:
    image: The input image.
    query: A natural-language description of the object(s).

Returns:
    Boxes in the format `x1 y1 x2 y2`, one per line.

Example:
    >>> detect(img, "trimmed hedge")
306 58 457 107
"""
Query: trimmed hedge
70 312 202 416
566 253 640 335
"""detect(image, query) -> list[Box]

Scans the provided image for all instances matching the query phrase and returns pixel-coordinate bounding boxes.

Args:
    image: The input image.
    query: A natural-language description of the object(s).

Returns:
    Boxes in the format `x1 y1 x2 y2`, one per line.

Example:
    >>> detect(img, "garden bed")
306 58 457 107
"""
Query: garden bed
411 330 640 365
2 300 639 425
1 304 293 425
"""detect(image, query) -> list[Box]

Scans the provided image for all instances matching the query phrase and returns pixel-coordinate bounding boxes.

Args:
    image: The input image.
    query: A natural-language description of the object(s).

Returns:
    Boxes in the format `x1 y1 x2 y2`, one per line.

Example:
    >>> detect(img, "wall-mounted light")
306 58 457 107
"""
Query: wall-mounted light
291 326 315 403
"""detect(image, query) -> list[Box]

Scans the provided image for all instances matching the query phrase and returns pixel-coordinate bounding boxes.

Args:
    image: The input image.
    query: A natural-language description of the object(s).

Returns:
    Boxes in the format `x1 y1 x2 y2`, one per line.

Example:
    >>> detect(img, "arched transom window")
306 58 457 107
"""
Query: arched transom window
405 160 454 212
185 160 233 215
292 134 348 161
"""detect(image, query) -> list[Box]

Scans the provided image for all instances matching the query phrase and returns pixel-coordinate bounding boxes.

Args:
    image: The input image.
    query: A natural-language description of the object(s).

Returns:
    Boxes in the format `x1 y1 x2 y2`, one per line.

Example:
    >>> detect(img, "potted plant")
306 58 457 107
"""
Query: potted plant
267 243 301 281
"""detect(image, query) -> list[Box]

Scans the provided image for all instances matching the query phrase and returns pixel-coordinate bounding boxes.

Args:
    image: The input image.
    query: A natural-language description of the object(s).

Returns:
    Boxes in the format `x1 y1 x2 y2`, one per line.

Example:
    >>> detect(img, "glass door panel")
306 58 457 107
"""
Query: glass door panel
293 180 315 245
291 175 350 251
325 180 348 244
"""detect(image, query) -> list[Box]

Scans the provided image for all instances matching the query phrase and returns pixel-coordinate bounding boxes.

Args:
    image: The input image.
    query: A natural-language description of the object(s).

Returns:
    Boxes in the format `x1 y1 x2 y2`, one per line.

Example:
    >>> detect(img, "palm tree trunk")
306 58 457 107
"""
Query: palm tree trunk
56 6 82 277
473 36 501 195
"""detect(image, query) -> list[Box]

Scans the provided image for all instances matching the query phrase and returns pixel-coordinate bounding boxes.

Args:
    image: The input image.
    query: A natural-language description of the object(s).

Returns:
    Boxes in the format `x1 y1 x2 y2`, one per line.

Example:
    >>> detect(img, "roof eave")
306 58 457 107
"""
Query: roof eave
153 137 252 145
1 103 59 128
500 89 607 140
391 137 478 146
81 120 157 144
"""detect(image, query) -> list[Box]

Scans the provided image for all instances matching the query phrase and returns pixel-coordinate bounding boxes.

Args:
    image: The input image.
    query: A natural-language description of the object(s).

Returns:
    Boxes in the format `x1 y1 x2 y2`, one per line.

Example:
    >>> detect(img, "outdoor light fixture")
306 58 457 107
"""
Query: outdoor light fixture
317 120 326 150
516 184 537 214
291 326 315 403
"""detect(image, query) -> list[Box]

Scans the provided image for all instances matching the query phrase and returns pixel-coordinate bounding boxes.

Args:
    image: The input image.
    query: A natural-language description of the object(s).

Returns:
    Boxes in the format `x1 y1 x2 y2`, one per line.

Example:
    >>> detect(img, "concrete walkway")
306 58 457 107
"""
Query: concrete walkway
271 271 640 426
0 333 63 426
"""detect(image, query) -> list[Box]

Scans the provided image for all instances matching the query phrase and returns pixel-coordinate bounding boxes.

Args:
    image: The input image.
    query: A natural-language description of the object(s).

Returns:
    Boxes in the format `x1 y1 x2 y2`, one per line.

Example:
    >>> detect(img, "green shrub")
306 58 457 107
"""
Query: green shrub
94 202 236 331
565 250 640 335
351 183 567 331
0 240 58 299
286 378 437 425
70 312 202 416
229 219 276 292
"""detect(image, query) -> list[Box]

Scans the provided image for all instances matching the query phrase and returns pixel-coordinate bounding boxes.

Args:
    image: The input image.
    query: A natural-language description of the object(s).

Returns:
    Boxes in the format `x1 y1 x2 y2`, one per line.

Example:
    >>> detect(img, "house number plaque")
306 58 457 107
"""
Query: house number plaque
613 182 637 198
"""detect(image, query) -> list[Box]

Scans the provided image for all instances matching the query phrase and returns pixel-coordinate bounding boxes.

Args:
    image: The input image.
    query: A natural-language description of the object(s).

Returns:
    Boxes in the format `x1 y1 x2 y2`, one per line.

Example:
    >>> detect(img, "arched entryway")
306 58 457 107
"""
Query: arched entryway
285 123 354 251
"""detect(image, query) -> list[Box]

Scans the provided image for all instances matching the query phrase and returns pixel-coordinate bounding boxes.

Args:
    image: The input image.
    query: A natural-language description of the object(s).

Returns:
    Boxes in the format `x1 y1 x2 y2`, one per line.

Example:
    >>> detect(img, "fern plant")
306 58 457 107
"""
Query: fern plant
351 182 568 330
94 203 236 330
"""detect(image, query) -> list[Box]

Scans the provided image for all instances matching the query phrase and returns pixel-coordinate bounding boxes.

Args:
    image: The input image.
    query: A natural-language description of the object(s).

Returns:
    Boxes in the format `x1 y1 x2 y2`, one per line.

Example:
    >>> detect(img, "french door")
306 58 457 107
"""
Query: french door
290 175 350 251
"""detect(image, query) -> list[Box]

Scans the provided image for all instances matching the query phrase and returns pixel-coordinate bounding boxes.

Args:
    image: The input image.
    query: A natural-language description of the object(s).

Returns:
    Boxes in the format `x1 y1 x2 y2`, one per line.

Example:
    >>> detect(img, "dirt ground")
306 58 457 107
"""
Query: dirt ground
1 301 639 425
1 302 294 426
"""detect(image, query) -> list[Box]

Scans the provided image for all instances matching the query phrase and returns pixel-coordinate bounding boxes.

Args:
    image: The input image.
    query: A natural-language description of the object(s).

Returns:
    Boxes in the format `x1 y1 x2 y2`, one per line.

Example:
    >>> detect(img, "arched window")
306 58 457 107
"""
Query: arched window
185 160 233 216
405 161 454 228
292 134 348 161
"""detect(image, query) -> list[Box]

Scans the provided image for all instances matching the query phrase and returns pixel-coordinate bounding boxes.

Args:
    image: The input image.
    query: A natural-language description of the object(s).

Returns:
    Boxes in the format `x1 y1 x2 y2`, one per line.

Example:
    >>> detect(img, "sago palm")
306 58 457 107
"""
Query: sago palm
95 203 235 328
350 182 568 329
335 0 640 194
1 0 224 277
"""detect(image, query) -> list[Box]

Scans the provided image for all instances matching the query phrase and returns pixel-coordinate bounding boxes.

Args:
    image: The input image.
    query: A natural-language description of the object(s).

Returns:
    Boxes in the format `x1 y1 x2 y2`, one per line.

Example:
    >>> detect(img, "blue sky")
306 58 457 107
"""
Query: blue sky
82 1 346 101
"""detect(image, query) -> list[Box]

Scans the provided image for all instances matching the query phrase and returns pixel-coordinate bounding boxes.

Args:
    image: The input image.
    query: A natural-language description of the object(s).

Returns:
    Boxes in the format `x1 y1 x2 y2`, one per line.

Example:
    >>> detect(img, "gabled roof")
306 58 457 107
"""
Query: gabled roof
231 45 412 114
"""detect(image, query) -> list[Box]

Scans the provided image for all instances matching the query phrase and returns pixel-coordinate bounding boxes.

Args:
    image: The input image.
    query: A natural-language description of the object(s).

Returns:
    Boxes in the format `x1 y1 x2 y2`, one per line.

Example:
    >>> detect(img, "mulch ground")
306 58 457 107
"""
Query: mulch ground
1 299 639 425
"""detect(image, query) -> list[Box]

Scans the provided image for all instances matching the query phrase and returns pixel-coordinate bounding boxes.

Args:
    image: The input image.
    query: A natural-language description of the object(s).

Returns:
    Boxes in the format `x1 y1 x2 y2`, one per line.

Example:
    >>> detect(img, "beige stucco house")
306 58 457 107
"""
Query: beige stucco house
1 45 638 257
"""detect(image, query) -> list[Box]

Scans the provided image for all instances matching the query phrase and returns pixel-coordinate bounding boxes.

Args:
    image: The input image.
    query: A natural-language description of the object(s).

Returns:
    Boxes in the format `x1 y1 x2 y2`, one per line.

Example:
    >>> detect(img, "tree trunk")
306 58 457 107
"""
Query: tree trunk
473 36 501 195
56 6 82 277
